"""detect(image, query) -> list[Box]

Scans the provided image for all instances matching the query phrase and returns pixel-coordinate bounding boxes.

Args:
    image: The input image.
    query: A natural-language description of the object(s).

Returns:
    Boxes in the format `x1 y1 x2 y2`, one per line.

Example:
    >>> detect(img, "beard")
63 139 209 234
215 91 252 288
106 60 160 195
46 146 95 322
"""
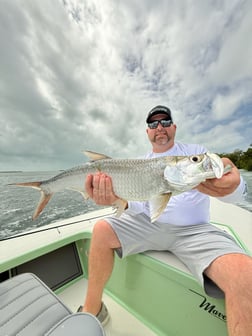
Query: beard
153 132 170 145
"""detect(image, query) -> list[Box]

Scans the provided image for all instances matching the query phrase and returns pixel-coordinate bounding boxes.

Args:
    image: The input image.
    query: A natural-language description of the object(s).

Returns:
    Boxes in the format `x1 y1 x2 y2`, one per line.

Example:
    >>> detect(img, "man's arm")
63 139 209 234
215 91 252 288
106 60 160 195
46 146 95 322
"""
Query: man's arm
196 158 246 199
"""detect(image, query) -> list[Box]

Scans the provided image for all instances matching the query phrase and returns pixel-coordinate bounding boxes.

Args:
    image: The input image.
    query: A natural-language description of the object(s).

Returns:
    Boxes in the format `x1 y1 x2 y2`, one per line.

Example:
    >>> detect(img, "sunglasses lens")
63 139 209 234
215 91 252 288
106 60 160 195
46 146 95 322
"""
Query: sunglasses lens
148 121 159 129
148 120 172 129
161 120 172 127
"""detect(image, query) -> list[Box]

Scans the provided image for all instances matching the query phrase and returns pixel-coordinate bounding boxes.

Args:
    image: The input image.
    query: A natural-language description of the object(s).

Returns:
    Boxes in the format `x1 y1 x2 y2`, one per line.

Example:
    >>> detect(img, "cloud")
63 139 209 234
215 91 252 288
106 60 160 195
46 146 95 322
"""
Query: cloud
212 91 245 121
0 0 251 170
207 2 252 85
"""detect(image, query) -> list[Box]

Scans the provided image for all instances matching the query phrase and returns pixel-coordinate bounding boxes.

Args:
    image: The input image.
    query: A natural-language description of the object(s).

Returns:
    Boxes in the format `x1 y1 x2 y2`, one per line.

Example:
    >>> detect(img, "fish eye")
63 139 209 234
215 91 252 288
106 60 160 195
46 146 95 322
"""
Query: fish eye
190 155 201 163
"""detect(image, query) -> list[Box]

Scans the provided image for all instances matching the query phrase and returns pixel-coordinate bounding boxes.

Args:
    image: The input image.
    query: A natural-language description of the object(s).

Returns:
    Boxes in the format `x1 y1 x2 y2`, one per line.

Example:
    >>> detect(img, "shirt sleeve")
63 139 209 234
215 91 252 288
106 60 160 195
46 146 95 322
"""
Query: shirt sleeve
217 176 248 204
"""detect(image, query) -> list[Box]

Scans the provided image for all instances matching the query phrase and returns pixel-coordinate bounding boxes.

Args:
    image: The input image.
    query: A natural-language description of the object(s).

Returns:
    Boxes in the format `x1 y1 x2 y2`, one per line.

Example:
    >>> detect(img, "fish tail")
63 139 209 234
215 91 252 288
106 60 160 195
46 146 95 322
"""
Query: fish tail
9 181 42 189
9 181 53 220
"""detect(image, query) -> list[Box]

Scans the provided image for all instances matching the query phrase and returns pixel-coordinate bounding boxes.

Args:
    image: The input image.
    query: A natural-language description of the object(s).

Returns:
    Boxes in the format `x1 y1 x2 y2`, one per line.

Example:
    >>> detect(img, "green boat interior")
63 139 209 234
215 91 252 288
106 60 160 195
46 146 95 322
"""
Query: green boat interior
1 201 251 336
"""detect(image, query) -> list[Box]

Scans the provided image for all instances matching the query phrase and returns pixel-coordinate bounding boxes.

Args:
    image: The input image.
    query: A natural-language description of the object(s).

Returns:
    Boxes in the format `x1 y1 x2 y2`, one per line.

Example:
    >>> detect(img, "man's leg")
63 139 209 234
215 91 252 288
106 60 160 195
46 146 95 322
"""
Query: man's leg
81 219 121 315
205 253 252 336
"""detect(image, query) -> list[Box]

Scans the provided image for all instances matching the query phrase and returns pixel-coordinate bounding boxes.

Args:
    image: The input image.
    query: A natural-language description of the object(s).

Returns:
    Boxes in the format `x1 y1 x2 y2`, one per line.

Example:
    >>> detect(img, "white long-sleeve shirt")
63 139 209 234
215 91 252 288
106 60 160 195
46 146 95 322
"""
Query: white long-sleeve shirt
125 142 247 226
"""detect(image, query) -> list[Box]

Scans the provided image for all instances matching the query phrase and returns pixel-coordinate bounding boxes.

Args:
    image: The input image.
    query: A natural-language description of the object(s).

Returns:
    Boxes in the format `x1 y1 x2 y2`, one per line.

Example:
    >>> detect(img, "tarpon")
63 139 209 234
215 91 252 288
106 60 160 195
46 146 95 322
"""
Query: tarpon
9 151 230 222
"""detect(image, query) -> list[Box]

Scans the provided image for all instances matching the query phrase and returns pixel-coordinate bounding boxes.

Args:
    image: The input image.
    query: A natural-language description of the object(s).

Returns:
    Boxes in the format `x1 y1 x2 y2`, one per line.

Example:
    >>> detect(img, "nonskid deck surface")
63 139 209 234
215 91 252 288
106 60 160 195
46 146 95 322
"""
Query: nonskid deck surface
58 278 156 336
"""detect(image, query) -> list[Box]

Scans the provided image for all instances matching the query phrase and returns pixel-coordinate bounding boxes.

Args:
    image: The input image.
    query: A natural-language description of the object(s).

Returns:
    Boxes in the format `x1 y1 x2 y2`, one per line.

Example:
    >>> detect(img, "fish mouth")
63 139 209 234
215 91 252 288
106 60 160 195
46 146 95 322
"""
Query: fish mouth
204 152 224 178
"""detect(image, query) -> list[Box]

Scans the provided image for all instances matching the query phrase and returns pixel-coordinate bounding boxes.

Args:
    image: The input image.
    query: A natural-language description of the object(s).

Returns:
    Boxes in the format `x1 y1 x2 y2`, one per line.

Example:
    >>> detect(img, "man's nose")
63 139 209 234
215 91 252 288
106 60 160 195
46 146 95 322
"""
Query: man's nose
157 122 164 129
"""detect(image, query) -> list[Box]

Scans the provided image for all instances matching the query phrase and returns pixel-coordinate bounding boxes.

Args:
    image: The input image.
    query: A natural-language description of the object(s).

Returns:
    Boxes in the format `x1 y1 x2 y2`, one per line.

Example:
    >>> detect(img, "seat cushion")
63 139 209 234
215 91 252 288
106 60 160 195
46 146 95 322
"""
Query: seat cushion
0 273 71 335
45 313 105 336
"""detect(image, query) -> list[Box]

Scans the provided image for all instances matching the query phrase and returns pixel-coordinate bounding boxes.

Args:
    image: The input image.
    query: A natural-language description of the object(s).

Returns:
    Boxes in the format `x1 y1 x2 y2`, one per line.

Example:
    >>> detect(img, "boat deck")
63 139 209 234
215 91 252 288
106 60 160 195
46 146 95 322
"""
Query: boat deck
58 277 156 336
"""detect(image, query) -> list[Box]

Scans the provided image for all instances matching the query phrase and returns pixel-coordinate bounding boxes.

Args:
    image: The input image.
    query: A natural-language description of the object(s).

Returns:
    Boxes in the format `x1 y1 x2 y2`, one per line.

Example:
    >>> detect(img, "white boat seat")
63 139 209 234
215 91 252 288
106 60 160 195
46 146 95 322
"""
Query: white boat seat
0 272 105 336
45 313 105 336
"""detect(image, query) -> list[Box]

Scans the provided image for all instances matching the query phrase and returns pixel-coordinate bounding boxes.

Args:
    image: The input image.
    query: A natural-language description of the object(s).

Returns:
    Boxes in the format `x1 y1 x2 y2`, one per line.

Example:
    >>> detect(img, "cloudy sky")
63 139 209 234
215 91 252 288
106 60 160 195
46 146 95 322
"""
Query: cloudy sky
0 0 251 171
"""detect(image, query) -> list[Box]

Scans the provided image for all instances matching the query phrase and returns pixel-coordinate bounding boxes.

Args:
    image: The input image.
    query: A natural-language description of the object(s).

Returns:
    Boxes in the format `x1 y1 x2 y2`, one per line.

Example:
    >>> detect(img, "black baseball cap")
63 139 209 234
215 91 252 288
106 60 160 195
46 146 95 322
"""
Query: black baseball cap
146 105 173 123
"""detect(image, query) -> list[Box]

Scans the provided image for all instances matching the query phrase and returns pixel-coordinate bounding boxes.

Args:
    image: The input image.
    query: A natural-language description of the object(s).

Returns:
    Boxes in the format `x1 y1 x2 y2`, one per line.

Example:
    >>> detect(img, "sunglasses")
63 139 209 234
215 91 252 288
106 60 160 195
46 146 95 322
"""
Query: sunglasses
148 119 173 129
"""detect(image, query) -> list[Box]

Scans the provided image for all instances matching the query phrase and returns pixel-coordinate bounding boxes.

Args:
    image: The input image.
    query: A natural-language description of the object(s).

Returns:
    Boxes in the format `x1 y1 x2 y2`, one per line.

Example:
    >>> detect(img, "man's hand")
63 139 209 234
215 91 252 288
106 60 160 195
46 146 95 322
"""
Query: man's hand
85 172 119 205
196 158 241 197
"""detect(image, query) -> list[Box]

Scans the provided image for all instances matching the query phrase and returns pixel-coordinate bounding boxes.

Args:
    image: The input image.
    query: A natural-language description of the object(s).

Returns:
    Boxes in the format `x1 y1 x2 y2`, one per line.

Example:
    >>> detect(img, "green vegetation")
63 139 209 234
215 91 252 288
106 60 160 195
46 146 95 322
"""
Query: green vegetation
219 144 252 171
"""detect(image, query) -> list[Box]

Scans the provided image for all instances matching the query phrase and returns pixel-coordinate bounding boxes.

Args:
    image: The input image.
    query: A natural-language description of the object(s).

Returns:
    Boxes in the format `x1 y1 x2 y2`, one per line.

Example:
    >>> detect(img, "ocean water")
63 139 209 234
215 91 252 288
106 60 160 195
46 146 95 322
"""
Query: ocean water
0 171 102 239
0 170 251 240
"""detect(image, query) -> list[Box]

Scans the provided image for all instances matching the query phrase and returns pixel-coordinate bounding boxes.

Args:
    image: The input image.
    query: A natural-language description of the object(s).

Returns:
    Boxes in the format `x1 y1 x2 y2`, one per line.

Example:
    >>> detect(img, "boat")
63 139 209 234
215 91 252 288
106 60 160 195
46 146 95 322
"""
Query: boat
0 198 252 335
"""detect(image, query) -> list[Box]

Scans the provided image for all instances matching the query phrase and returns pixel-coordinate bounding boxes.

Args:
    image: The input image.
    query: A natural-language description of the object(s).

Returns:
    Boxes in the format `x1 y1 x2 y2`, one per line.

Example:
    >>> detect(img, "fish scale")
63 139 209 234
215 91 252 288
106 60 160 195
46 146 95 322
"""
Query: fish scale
92 158 168 200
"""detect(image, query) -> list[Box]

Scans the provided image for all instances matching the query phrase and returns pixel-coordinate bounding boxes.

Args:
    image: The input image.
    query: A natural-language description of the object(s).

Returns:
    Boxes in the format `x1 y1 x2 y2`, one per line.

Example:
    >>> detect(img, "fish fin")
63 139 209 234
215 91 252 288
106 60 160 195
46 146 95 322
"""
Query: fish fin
83 150 112 161
80 191 89 200
33 192 52 220
9 181 52 220
112 198 128 217
66 187 89 200
149 193 172 222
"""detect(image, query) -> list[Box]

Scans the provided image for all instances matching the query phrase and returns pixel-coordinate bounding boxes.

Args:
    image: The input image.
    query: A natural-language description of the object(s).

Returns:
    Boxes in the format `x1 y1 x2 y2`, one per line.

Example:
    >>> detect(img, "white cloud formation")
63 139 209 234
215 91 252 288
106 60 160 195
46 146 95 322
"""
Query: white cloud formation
0 0 251 170
212 91 245 121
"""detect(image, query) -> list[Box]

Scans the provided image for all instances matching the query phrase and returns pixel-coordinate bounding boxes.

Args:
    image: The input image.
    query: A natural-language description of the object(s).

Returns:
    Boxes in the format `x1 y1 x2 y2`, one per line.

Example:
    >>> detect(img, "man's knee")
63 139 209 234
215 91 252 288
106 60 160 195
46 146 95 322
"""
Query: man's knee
206 253 252 294
92 219 121 249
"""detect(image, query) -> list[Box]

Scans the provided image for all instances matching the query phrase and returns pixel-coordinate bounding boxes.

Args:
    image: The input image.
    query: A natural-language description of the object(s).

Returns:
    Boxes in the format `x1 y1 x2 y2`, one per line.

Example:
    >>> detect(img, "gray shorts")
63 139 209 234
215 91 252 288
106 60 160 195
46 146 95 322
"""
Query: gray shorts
106 212 247 298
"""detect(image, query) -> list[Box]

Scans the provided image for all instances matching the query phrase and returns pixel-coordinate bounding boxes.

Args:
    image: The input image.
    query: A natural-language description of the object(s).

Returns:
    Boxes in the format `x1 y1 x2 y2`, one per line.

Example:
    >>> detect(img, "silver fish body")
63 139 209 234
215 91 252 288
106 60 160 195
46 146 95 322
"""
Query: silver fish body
10 151 228 222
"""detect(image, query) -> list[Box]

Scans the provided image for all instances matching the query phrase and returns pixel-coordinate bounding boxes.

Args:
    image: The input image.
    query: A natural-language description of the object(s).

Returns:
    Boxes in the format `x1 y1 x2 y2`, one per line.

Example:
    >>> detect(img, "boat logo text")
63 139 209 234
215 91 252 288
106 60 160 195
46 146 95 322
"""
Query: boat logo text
189 289 226 322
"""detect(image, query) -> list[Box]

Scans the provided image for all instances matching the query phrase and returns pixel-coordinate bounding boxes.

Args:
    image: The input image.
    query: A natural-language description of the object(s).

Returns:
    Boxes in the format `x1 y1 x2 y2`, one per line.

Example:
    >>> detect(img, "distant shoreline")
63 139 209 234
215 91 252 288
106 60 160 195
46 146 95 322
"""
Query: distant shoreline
0 171 23 173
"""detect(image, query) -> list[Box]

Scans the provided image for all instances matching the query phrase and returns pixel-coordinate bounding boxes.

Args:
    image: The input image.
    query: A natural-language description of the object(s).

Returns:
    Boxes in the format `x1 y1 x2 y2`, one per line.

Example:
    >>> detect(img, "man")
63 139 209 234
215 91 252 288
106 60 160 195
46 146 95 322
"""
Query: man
79 105 251 336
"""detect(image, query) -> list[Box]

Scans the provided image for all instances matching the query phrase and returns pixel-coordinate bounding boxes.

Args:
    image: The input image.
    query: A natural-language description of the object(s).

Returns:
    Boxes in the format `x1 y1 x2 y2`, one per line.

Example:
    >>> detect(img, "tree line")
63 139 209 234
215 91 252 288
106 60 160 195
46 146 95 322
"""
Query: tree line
219 144 252 171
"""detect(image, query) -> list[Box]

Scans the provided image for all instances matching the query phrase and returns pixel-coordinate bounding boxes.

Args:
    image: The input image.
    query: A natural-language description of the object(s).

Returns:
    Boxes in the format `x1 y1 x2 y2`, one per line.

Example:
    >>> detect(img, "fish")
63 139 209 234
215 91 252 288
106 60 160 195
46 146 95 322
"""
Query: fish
9 151 230 222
